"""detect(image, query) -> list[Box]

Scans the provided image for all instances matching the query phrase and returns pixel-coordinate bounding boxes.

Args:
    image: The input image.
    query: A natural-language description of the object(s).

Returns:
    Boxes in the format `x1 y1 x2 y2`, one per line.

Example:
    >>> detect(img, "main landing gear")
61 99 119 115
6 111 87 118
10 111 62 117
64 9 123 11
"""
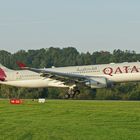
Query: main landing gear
64 85 80 99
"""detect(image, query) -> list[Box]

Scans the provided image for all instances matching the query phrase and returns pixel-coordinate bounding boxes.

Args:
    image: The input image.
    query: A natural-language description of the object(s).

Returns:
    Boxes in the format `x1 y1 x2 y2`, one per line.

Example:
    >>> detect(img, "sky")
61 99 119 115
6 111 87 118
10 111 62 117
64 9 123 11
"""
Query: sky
0 0 140 53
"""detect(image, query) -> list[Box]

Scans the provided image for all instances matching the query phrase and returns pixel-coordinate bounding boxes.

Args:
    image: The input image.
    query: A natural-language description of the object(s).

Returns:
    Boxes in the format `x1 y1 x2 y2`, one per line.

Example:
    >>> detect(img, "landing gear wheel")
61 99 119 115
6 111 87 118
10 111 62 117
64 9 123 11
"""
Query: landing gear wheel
65 85 81 99
64 94 70 99
71 90 80 98
76 90 80 96
71 92 76 98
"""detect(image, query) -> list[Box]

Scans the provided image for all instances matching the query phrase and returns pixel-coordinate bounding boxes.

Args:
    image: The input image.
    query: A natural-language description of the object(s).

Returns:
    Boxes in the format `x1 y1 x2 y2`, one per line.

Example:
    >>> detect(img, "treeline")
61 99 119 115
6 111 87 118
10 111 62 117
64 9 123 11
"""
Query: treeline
0 47 140 100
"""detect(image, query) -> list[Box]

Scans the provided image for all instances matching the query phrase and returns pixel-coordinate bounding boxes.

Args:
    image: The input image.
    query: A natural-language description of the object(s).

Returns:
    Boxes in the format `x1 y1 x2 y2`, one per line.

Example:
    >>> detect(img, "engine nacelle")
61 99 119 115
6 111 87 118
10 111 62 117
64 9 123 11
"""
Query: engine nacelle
85 77 112 89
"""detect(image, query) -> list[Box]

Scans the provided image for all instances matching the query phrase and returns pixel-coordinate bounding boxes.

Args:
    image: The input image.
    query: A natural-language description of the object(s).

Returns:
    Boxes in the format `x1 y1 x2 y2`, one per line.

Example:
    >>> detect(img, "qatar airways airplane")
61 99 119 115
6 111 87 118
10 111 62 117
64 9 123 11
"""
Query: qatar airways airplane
0 62 140 98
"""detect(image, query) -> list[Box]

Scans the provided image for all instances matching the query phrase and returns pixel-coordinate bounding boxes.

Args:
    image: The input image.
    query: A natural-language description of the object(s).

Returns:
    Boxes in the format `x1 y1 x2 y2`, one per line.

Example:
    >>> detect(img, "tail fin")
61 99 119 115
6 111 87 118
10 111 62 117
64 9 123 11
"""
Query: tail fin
0 64 14 81
0 68 7 81
0 64 8 81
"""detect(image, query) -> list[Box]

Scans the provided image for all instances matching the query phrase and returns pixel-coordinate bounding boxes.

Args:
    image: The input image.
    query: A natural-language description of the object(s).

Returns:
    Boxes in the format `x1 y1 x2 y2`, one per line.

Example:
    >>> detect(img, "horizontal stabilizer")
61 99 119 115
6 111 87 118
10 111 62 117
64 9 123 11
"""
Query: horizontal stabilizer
16 62 26 69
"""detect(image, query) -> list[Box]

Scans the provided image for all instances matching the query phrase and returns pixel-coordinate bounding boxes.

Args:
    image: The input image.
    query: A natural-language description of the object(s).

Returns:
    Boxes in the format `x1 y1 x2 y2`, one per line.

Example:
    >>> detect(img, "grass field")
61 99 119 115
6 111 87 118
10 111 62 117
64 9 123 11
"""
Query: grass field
0 100 140 140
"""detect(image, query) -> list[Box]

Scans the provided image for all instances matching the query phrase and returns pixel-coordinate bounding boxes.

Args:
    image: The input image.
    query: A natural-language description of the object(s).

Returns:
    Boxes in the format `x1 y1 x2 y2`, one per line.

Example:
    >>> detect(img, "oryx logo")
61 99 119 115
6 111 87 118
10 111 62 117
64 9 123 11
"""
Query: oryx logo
0 68 7 81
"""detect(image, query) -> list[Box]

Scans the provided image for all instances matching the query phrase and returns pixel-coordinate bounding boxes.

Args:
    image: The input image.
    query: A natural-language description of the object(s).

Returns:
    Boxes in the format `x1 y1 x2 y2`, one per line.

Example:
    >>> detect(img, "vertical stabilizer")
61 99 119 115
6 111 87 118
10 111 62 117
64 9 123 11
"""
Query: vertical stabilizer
0 64 13 81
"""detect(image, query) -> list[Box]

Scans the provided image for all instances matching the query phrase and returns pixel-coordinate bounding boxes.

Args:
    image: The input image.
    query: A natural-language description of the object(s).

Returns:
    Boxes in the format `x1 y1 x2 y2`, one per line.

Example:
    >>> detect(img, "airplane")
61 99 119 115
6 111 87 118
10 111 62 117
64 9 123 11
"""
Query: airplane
0 62 140 98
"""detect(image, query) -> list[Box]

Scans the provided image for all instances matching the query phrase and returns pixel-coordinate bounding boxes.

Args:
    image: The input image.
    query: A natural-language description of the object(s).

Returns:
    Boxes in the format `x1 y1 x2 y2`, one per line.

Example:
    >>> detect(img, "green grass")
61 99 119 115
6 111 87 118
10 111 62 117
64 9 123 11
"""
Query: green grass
0 100 140 140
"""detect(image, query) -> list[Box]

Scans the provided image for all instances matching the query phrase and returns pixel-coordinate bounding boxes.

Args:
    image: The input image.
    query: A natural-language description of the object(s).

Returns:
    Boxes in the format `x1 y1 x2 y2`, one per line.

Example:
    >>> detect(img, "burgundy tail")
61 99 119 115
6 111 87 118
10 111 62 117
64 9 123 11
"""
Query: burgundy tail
0 68 7 81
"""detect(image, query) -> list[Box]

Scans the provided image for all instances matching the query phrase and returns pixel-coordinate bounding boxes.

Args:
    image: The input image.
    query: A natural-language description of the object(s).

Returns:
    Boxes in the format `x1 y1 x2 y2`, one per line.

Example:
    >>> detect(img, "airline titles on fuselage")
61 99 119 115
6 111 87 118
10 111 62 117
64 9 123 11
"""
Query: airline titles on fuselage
103 65 140 76
76 66 99 72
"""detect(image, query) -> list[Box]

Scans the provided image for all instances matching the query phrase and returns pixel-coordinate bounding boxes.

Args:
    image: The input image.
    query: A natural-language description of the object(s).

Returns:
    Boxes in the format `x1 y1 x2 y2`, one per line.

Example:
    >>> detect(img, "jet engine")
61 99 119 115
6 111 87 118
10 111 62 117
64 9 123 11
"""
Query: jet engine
85 77 112 89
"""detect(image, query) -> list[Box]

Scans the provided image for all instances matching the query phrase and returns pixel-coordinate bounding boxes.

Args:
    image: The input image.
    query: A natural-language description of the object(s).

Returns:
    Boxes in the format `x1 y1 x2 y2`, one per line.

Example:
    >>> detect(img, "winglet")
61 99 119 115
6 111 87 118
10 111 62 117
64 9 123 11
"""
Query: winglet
16 62 26 69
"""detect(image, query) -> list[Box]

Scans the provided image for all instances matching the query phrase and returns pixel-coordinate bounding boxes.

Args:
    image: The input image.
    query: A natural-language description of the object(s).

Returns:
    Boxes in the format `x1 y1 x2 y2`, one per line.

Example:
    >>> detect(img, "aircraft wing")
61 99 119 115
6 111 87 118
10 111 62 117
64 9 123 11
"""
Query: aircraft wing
21 66 88 80
16 62 87 79
17 62 109 88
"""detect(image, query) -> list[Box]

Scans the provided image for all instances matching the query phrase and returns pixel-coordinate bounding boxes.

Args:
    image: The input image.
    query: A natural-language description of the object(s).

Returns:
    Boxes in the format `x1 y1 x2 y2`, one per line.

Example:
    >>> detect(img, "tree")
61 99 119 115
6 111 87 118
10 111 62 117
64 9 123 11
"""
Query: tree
0 48 140 100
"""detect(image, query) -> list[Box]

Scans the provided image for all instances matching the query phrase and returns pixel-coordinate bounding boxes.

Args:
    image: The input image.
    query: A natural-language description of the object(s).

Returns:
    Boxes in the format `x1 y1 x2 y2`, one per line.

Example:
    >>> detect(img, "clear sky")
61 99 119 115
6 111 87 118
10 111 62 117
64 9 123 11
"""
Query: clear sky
0 0 140 53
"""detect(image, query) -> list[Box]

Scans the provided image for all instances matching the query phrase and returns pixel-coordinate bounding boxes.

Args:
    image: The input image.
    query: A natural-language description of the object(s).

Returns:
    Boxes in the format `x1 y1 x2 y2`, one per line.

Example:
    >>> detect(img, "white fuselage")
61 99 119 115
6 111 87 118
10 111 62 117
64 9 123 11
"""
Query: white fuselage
44 62 140 83
0 62 140 88
0 70 68 88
